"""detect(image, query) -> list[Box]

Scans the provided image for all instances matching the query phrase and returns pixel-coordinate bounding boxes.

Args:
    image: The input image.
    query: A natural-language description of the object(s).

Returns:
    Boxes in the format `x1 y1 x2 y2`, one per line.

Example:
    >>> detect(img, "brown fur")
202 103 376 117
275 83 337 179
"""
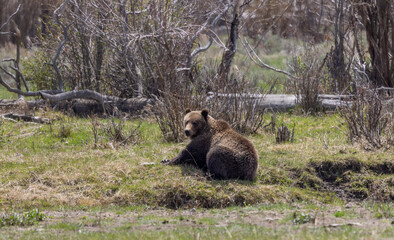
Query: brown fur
162 109 258 180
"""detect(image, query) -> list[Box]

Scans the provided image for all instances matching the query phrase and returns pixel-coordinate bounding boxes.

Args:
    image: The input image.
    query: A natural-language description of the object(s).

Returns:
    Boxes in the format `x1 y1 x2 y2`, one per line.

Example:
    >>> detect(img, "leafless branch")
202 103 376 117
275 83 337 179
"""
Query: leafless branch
52 20 73 91
2 58 16 63
241 38 297 79
0 66 16 80
53 0 69 24
51 0 73 91
0 4 21 32
0 75 41 97
9 66 29 92
190 1 231 58
0 72 146 109
240 0 254 8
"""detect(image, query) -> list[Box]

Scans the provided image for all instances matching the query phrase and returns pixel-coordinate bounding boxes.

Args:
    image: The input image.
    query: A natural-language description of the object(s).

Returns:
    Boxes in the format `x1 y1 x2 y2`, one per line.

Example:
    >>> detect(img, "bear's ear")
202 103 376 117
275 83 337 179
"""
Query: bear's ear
201 109 209 121
185 108 191 114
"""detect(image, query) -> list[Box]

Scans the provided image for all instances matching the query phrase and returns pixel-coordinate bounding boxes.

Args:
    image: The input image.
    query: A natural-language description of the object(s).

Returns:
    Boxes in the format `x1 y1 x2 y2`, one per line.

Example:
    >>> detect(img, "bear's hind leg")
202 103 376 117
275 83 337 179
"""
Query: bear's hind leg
206 148 233 180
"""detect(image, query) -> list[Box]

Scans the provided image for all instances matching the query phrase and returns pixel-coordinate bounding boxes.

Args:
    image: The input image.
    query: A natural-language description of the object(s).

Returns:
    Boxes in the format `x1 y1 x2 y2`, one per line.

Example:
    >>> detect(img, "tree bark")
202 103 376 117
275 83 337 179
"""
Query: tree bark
358 0 393 87
218 0 240 85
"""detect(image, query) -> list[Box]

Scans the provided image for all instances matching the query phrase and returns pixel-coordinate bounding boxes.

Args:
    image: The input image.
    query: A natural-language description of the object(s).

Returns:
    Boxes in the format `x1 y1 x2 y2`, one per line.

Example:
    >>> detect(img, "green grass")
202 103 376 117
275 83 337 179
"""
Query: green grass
0 85 18 99
334 210 346 218
0 112 392 210
1 221 392 240
0 111 393 239
1 203 393 239
0 45 36 100
0 27 391 240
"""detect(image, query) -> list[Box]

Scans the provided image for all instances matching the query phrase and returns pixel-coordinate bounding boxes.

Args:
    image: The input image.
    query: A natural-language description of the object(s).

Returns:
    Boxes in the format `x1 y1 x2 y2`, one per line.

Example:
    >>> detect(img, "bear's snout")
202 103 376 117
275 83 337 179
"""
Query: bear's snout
185 130 191 136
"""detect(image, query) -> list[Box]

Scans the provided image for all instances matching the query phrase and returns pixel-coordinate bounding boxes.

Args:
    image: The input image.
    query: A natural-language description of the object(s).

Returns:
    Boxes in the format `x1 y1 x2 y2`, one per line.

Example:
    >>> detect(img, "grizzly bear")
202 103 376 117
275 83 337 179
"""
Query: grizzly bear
162 109 258 180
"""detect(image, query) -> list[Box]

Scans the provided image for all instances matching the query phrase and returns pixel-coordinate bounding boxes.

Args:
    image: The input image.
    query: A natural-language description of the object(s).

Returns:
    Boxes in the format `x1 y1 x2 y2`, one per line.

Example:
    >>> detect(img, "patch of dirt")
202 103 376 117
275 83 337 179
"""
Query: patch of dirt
305 157 394 201
1 204 392 235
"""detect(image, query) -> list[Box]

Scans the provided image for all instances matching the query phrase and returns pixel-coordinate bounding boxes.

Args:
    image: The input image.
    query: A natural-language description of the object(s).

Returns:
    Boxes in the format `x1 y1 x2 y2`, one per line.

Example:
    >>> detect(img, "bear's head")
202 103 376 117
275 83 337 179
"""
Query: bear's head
183 109 209 138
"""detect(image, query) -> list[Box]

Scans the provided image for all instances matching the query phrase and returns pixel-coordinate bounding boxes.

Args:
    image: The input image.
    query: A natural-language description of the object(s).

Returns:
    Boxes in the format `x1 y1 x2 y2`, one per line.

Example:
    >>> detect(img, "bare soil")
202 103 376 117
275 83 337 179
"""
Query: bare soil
1 204 392 235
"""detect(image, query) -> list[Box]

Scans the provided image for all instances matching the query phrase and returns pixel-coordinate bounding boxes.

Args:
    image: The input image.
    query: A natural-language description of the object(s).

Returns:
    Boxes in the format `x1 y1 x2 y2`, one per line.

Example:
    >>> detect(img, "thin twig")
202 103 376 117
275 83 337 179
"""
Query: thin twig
0 4 21 32
323 136 328 149
2 58 16 63
0 66 16 80
10 66 29 92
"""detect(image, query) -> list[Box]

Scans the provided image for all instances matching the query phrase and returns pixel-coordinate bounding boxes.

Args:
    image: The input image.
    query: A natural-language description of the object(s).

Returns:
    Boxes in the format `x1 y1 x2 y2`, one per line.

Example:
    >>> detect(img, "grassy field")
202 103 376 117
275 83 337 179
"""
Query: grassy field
0 106 393 239
0 36 392 239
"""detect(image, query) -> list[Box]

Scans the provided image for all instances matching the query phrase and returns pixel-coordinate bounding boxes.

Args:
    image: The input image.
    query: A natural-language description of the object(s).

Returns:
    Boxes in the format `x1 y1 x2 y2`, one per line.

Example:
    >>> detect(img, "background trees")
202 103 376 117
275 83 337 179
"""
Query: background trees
0 0 393 143
1 0 393 94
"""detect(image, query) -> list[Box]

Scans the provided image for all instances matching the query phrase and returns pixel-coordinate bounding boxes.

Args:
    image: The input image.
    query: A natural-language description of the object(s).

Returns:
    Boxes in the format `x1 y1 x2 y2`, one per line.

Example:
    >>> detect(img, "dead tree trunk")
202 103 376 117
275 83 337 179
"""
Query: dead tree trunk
331 0 349 92
357 0 393 87
218 0 240 86
95 10 105 92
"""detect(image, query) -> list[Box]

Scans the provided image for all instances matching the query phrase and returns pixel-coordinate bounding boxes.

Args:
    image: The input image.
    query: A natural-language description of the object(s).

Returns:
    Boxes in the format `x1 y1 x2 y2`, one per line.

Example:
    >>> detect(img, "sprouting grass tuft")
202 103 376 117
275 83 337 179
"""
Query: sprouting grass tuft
291 211 315 224
334 210 346 218
0 209 46 227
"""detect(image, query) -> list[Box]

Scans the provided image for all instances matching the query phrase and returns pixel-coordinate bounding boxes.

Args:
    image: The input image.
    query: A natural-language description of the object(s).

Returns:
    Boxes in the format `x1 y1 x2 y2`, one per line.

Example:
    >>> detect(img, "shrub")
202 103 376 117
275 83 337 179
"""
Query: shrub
340 86 393 149
21 49 56 91
289 45 324 114
91 115 141 147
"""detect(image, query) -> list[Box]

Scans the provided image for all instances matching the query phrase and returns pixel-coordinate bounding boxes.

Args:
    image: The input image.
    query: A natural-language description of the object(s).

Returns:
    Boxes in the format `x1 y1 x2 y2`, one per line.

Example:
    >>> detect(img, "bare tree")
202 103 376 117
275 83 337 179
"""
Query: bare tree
352 0 393 88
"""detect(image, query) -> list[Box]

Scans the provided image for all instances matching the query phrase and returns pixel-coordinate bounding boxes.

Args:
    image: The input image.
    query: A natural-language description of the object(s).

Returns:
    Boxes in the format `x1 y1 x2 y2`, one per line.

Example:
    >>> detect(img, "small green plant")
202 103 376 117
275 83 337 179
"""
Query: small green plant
334 211 345 218
0 209 46 227
292 212 314 224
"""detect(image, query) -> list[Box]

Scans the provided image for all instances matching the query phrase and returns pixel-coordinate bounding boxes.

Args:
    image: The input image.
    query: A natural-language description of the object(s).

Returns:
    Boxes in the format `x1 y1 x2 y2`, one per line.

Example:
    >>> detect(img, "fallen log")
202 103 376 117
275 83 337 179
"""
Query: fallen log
1 93 388 115
207 92 353 111
2 113 51 124
0 98 152 115
0 75 152 115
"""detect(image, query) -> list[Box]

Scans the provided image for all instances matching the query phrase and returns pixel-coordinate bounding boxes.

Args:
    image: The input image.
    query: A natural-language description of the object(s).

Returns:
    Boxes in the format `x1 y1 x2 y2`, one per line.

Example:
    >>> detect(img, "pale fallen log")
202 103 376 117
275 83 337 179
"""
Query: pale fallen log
207 92 352 111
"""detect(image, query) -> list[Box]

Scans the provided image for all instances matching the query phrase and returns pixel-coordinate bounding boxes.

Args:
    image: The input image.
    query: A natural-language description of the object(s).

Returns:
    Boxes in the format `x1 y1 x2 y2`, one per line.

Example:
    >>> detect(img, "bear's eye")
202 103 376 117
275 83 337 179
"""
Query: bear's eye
192 122 197 126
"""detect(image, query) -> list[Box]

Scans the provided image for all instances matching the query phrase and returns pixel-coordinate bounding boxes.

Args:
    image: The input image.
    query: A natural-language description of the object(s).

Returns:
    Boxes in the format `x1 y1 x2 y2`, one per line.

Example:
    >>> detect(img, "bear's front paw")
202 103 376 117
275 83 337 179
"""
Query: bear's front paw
161 159 171 165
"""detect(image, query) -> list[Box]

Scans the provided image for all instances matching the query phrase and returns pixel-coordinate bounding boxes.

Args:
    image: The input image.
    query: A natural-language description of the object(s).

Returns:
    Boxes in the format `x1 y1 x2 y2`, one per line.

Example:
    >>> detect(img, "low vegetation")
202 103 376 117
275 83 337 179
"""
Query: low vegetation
0 109 392 238
0 209 45 227
0 111 392 208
